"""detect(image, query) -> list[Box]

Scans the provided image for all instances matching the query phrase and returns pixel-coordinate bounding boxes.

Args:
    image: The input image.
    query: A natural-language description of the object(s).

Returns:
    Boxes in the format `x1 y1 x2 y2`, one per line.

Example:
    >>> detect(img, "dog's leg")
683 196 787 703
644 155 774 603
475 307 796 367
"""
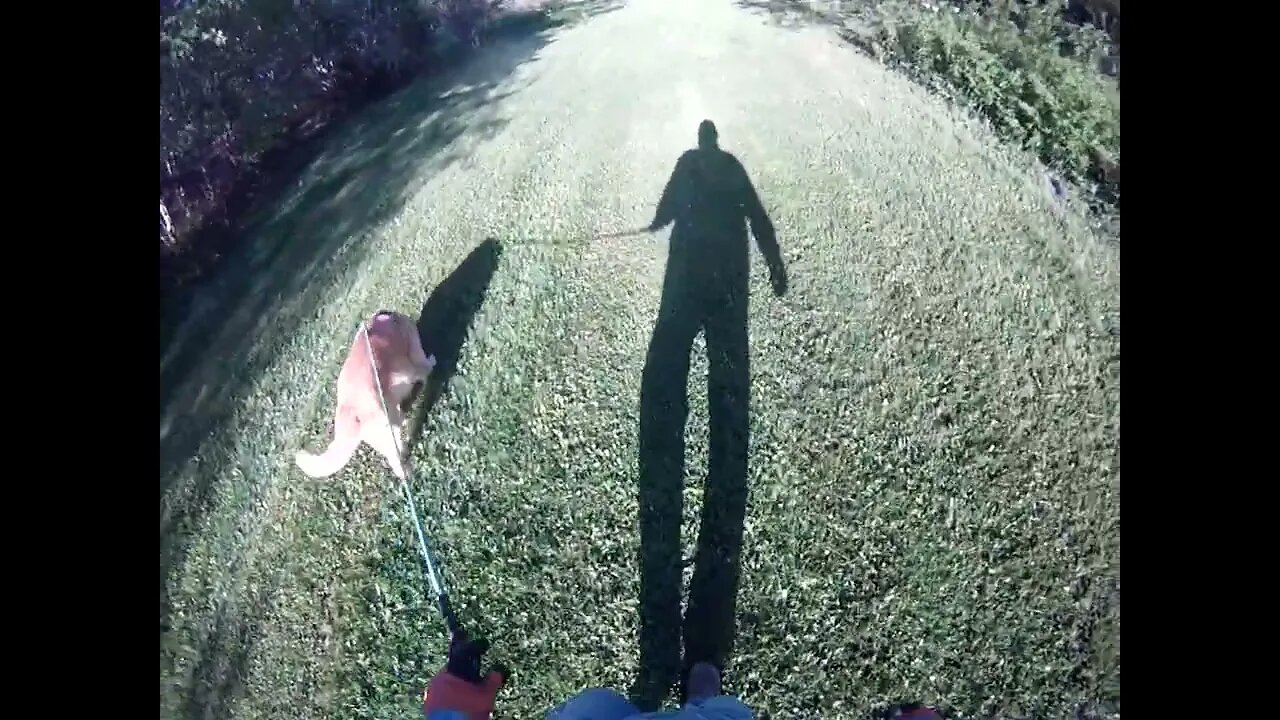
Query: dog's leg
365 418 408 479
407 328 436 381
394 377 423 414
392 413 415 481
366 398 413 479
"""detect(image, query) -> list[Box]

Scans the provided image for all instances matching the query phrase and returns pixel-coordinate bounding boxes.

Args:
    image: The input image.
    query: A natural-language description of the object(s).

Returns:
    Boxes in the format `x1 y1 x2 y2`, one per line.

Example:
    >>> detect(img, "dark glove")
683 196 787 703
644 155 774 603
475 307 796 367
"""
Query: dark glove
422 630 508 720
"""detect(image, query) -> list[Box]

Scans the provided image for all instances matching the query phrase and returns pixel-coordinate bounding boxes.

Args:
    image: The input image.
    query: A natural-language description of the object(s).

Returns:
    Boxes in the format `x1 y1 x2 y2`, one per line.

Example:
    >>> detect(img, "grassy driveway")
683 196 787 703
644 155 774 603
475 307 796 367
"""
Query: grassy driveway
160 1 1120 717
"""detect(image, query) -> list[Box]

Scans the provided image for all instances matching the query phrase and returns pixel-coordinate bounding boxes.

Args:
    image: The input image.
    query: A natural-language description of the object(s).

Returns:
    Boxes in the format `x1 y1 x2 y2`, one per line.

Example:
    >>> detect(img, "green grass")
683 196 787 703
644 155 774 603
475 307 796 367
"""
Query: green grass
160 1 1119 718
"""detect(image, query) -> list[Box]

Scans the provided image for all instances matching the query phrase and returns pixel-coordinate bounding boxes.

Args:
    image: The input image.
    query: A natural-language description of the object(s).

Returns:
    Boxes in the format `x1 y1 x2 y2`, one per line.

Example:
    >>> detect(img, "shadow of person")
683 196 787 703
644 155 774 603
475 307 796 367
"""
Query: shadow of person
632 120 788 711
404 237 503 444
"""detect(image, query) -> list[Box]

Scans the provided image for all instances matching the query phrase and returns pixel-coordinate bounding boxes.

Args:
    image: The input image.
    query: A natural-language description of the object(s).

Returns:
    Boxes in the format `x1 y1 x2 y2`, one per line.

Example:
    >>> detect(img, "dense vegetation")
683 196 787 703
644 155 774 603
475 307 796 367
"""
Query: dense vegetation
745 0 1120 216
160 0 528 300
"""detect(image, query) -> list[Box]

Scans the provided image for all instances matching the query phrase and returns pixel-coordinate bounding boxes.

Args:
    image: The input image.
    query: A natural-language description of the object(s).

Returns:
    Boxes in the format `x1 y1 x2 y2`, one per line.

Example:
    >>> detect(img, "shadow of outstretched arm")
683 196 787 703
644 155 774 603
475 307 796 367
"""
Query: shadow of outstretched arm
648 152 691 232
743 169 787 297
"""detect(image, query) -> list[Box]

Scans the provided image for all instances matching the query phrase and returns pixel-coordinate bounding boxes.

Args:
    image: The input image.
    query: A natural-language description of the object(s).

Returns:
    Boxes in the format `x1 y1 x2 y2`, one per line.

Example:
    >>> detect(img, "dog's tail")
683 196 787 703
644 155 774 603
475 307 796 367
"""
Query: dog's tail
294 424 361 479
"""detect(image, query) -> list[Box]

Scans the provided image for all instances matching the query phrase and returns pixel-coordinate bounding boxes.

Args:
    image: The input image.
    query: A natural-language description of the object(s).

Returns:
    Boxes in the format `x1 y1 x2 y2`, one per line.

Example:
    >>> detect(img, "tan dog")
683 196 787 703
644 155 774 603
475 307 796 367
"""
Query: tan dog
295 310 435 480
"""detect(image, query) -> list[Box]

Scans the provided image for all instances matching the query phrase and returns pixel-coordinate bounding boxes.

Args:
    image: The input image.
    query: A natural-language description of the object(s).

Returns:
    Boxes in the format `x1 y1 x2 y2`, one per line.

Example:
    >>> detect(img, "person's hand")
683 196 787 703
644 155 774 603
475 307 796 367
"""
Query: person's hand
422 631 508 720
769 262 788 297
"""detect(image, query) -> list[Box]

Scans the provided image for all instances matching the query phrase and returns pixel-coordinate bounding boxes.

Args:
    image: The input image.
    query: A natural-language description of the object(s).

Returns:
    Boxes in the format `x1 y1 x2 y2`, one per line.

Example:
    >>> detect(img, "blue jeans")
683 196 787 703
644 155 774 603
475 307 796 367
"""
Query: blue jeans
545 688 754 720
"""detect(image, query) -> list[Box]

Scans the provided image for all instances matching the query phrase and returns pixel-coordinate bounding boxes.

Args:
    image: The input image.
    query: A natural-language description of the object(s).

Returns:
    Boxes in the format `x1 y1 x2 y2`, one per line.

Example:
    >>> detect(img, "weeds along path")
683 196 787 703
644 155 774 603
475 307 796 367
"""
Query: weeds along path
160 0 1119 718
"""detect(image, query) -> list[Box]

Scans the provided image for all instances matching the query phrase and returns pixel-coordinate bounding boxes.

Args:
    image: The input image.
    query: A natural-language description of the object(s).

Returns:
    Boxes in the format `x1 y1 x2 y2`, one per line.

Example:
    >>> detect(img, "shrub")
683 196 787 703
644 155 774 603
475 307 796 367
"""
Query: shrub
159 0 507 296
845 0 1119 204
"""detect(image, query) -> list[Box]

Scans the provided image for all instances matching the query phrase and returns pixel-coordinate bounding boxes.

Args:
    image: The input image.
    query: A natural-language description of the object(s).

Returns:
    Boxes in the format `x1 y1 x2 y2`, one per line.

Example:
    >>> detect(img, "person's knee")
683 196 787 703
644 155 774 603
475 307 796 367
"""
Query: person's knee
545 687 641 720
679 695 754 720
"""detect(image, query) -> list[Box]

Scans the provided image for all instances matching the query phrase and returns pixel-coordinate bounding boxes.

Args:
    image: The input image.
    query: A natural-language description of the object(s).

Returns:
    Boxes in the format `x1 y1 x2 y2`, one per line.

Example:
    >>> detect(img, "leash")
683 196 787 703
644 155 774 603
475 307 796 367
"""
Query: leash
360 316 462 637
502 227 652 249
590 227 650 241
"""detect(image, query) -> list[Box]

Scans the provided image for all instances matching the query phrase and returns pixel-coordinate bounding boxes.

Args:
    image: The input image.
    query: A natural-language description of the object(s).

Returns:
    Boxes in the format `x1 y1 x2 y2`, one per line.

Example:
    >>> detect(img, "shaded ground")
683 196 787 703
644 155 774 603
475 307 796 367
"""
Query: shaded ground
159 0 1119 718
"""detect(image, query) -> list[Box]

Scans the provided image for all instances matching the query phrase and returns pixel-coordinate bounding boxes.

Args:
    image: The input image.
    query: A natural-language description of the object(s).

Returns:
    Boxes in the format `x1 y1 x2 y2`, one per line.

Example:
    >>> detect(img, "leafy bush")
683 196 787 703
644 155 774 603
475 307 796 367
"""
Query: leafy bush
845 0 1119 203
159 0 508 296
